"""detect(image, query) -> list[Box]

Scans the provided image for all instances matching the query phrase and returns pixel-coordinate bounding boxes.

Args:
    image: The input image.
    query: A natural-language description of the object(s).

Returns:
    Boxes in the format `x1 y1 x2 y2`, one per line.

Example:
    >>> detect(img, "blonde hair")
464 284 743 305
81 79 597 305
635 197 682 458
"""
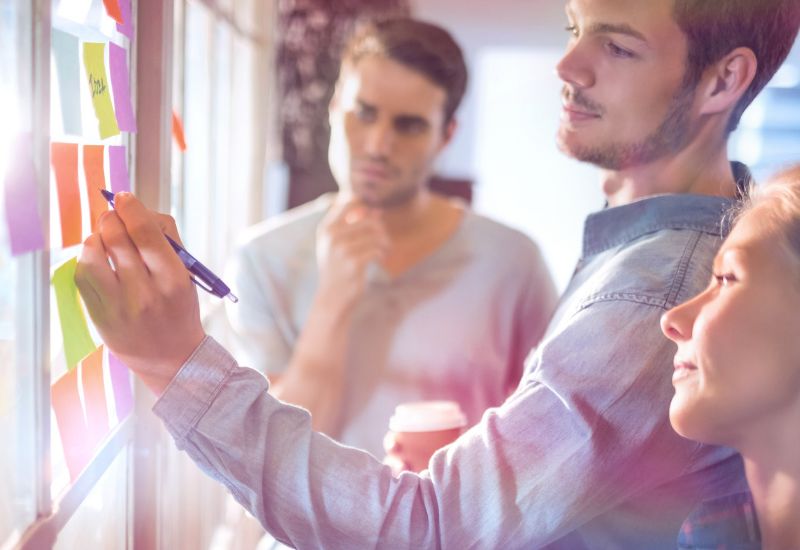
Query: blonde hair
741 164 800 263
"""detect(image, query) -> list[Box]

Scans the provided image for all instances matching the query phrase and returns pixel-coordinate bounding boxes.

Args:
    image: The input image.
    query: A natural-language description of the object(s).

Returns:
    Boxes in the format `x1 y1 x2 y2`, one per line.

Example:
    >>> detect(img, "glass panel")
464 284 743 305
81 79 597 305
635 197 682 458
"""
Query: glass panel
0 0 38 545
53 446 130 550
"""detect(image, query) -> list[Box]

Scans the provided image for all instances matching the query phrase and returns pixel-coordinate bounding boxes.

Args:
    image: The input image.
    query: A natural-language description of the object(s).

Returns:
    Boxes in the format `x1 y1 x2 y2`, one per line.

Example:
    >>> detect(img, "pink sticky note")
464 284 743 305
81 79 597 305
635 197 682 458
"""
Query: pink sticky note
108 351 134 421
108 145 130 193
116 0 134 39
108 43 136 133
3 133 45 256
51 368 92 482
81 347 110 446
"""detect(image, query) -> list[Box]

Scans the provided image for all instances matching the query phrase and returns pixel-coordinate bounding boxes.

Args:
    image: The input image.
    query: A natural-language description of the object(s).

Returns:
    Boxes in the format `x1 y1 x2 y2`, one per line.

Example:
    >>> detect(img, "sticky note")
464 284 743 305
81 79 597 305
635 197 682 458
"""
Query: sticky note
56 0 92 25
52 257 97 370
51 29 83 136
172 109 187 152
116 0 134 40
81 347 110 445
82 145 109 231
3 133 45 256
83 42 120 139
51 142 82 248
102 0 124 24
108 351 134 421
51 367 92 481
108 42 136 132
108 145 130 193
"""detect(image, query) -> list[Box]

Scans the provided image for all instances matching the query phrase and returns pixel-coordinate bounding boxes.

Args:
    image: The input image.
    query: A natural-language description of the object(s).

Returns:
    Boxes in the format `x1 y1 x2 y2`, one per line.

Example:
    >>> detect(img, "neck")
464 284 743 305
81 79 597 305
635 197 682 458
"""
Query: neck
378 188 437 238
739 415 800 549
601 128 738 207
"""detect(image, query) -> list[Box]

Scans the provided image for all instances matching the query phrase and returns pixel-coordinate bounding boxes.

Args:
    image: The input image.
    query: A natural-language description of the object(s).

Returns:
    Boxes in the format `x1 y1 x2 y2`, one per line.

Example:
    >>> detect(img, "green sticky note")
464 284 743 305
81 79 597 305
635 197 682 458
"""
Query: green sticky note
52 257 97 370
82 42 120 139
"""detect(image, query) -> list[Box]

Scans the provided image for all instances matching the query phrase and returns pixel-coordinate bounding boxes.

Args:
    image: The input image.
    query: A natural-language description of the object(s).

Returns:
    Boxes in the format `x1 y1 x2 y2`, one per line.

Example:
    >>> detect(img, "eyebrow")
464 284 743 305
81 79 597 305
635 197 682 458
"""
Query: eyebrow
587 22 649 44
565 4 650 46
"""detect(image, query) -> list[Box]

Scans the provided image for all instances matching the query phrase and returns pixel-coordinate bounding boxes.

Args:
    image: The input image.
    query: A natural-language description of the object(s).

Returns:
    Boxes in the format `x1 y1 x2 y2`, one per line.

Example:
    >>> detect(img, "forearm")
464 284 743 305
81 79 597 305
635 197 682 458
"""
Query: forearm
269 289 355 435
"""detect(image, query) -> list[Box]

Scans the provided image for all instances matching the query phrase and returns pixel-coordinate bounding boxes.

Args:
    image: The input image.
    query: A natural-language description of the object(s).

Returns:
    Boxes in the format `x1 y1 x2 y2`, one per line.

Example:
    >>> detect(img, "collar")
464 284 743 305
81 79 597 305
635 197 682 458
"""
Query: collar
582 162 753 259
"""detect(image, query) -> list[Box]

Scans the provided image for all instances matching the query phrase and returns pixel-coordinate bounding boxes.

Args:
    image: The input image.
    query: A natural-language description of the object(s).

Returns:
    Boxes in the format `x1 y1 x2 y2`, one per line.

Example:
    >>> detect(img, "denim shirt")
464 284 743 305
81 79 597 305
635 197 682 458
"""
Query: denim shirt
154 188 748 549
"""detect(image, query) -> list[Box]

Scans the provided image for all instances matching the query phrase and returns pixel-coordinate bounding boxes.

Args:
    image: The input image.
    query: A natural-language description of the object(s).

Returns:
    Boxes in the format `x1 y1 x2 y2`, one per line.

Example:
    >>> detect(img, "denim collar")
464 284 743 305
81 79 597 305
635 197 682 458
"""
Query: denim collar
582 163 753 259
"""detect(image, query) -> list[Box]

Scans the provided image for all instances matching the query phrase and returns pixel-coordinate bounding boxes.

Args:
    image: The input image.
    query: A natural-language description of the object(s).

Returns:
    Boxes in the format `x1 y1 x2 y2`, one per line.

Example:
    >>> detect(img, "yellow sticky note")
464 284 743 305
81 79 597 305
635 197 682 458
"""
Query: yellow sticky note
82 42 120 139
52 257 98 370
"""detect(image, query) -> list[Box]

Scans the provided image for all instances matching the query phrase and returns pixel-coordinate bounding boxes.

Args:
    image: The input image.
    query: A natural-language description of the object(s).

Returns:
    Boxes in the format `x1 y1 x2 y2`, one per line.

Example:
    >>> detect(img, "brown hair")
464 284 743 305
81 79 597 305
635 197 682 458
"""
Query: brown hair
341 18 468 124
672 0 800 133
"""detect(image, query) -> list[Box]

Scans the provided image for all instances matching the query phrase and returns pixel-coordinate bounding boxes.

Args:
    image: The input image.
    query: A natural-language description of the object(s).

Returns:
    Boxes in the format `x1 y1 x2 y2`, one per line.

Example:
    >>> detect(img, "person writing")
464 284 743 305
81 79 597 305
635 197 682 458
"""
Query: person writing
75 0 800 546
662 165 800 550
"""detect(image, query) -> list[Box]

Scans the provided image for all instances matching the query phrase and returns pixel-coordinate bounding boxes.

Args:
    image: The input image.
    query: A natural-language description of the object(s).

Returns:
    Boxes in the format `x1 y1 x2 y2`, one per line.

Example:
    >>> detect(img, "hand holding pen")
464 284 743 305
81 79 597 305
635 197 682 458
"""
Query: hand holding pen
76 192 213 394
100 190 238 303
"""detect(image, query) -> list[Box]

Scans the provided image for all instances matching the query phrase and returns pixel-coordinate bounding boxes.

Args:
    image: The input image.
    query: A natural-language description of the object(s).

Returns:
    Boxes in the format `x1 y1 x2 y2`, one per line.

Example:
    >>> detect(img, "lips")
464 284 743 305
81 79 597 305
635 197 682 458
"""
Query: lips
561 103 601 123
672 361 698 384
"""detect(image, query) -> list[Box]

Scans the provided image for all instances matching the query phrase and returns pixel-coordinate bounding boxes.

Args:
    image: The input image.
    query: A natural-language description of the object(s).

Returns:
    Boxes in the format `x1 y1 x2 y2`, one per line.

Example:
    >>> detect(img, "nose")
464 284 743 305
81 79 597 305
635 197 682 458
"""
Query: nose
555 40 595 90
364 121 394 158
660 295 701 343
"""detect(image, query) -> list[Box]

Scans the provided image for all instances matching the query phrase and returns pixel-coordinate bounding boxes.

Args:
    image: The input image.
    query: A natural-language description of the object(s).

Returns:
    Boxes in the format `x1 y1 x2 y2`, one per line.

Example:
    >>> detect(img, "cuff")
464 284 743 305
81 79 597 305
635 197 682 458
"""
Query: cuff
152 335 238 448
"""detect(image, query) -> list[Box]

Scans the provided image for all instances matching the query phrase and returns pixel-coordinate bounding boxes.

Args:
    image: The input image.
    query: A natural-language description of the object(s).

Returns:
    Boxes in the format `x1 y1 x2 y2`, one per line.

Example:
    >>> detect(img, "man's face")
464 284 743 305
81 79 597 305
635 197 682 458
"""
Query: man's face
328 54 451 208
556 0 697 170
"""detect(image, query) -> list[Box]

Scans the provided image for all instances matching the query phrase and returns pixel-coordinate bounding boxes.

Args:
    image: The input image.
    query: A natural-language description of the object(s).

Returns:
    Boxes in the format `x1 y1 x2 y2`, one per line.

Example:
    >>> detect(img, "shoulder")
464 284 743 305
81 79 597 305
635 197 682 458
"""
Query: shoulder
234 195 331 260
582 226 724 311
678 491 760 549
461 211 546 264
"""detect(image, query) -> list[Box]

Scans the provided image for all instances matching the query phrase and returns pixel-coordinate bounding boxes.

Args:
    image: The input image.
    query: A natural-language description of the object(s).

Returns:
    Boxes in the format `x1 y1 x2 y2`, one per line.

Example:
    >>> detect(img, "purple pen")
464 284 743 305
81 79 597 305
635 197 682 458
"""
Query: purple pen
100 189 239 303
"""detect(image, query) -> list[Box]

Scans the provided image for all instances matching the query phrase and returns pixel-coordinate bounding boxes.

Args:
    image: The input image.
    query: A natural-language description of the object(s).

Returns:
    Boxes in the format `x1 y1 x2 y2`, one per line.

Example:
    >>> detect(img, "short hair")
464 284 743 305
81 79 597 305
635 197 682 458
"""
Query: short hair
341 18 468 125
736 165 800 266
673 0 800 133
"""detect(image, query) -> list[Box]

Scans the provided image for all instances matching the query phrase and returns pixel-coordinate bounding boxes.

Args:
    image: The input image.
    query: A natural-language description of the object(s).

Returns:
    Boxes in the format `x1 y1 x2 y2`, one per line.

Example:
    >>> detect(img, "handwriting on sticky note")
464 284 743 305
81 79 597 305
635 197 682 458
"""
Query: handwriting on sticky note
83 42 120 139
52 257 97 370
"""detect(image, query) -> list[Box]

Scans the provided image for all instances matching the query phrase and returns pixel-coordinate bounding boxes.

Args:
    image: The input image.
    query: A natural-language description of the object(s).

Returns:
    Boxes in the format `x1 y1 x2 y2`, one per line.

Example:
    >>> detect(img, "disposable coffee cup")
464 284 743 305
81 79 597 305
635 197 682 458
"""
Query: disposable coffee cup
388 401 467 472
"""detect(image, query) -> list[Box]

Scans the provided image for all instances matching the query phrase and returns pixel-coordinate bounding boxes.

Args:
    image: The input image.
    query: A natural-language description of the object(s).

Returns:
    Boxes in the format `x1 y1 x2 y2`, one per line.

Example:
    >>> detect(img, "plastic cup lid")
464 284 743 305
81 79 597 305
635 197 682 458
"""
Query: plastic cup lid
388 400 467 432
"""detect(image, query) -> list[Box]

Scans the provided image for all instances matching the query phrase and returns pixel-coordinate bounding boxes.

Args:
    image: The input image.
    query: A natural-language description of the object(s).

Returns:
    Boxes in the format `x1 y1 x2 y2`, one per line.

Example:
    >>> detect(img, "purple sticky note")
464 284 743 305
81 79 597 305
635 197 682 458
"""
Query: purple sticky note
116 0 134 40
108 145 130 193
108 351 134 421
108 43 136 133
3 133 45 256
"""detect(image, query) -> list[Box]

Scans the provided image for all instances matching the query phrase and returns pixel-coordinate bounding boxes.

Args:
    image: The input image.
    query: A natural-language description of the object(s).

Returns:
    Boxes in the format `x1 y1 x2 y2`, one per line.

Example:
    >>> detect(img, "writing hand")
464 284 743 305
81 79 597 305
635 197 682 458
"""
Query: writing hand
75 192 206 395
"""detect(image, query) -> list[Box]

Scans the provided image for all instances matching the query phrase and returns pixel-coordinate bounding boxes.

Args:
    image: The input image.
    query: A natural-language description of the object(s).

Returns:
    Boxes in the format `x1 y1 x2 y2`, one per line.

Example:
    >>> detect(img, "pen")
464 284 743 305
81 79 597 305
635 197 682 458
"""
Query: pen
100 190 239 303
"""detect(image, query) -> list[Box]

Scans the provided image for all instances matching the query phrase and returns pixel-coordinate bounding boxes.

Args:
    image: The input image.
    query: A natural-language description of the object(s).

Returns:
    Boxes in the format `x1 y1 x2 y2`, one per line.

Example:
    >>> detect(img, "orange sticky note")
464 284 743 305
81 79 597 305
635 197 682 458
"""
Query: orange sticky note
102 0 124 25
51 142 82 247
51 368 92 482
81 347 111 446
82 145 109 231
172 109 187 152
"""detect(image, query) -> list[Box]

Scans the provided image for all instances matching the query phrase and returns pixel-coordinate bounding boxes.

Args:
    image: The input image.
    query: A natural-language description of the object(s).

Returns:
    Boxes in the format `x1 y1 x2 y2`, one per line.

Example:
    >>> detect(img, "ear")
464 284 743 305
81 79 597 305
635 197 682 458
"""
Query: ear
697 46 758 117
439 118 458 150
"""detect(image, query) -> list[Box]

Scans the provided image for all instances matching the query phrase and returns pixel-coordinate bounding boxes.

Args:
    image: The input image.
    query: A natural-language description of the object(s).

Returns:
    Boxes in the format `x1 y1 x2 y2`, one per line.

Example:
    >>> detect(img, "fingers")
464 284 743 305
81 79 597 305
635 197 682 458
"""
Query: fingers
97 209 151 284
113 193 185 277
153 212 183 246
75 232 118 322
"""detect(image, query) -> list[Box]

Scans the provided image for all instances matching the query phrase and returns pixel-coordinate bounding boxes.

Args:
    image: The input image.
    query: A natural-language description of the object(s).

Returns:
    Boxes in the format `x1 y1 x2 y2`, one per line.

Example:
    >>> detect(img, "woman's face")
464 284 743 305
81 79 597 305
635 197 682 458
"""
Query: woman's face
661 207 800 448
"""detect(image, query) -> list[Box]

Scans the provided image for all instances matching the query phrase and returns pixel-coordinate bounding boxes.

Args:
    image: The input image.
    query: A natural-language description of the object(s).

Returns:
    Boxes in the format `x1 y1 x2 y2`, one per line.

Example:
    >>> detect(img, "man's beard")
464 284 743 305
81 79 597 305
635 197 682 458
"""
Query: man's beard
558 78 697 171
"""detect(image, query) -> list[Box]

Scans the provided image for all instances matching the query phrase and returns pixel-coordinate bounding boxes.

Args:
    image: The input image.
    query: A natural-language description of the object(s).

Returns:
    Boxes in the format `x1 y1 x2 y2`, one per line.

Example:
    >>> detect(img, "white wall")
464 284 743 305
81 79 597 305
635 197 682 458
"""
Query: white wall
412 0 605 291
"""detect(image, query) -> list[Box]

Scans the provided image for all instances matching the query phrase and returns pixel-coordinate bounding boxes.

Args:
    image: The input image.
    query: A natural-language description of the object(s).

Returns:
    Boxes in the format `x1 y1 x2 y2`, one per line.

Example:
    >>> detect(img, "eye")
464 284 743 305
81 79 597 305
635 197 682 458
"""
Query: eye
355 105 376 122
565 24 579 38
395 118 427 135
606 42 634 59
714 273 738 287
